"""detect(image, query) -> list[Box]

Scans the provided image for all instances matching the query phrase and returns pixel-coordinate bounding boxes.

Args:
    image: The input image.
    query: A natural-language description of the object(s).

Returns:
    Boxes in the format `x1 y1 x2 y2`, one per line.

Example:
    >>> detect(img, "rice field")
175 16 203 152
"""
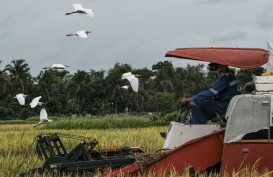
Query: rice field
0 122 167 177
0 118 272 177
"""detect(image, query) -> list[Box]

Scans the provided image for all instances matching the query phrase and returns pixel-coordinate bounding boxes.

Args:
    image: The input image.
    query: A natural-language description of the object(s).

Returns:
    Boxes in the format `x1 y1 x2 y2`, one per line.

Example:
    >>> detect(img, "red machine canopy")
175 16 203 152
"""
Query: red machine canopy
165 47 269 69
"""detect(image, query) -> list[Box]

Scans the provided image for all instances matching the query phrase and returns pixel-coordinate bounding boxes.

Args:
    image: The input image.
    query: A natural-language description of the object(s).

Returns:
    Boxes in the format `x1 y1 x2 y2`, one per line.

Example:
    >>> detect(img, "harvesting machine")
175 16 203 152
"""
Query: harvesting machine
20 47 273 176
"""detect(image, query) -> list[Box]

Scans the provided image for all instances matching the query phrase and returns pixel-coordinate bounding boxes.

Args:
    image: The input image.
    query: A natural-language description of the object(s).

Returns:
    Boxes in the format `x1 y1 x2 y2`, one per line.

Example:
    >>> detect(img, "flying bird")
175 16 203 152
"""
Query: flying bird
266 40 273 71
33 108 53 128
122 72 139 92
121 72 141 79
66 30 92 38
65 4 94 17
121 85 129 89
43 64 70 70
268 40 273 55
14 93 27 105
29 96 43 108
122 72 133 79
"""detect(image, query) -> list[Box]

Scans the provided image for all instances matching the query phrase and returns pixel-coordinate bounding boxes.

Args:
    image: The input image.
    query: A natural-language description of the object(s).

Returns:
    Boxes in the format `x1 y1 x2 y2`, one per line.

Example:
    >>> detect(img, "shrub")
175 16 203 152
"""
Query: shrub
162 111 177 122
5 108 15 120
162 109 190 123
0 106 15 120
19 108 31 120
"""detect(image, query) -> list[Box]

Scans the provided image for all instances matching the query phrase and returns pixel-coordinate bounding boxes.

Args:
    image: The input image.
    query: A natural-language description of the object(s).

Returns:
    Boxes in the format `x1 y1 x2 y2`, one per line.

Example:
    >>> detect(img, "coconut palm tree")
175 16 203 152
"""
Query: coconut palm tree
0 70 11 98
89 69 106 98
70 70 92 113
5 59 32 94
104 63 132 113
35 70 55 97
151 61 175 93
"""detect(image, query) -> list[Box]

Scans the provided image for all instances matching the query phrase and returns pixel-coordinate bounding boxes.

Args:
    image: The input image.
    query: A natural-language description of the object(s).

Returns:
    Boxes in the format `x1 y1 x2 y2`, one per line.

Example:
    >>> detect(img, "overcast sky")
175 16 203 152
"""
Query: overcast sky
1 0 273 76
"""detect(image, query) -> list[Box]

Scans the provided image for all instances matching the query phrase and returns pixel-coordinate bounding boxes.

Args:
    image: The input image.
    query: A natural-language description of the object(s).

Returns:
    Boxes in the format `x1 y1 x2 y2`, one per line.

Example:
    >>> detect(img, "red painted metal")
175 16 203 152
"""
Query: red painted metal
141 129 225 175
105 162 141 177
165 47 269 69
221 143 273 175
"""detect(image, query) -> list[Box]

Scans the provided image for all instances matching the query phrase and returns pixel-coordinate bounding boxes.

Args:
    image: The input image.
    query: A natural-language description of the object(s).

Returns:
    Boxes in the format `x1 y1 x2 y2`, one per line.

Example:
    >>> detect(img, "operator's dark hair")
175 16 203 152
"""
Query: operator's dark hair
207 62 228 72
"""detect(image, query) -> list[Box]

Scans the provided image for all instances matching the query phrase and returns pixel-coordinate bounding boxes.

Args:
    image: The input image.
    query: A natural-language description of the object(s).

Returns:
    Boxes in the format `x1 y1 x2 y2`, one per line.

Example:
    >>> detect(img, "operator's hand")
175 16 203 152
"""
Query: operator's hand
180 97 193 107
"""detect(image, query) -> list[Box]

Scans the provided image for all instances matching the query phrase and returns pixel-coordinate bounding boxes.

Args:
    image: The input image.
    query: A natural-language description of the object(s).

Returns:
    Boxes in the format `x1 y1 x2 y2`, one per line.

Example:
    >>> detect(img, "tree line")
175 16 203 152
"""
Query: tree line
0 59 265 120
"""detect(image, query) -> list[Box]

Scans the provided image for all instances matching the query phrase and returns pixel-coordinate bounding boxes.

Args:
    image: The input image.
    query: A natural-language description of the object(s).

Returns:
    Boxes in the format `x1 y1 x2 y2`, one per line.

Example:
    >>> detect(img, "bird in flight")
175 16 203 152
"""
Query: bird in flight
66 4 94 17
267 40 273 55
33 108 53 128
14 93 27 105
66 30 92 38
121 85 129 89
29 96 43 108
266 40 273 71
122 72 139 92
43 64 69 70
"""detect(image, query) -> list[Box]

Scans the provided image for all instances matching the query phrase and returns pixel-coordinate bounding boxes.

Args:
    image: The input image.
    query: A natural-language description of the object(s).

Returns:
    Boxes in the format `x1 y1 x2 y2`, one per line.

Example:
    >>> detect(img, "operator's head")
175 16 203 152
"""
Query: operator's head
208 63 229 73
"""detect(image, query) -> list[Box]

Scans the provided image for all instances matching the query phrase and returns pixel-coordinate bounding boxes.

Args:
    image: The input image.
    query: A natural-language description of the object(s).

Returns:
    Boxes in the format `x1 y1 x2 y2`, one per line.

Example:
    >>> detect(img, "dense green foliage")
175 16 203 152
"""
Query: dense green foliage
47 116 168 129
0 116 168 128
0 59 265 120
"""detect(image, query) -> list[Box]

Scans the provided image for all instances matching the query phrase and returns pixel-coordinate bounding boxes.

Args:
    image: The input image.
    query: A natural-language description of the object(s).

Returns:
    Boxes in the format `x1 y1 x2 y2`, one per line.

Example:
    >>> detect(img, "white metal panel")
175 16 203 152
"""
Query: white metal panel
163 122 220 149
255 84 273 91
254 76 273 84
224 94 270 143
255 92 273 95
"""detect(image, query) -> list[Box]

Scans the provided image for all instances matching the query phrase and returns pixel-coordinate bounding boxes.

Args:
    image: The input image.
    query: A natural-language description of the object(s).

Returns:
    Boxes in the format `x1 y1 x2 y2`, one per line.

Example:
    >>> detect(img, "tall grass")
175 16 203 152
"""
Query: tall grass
0 122 272 177
0 123 166 177
0 116 169 129
48 116 167 129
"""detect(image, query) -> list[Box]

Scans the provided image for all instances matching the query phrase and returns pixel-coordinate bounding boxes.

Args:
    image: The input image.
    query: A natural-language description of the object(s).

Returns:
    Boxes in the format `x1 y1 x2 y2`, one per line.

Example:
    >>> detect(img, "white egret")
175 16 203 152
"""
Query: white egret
29 96 43 108
66 30 92 38
122 72 133 79
121 72 141 79
266 40 273 71
122 72 139 92
121 85 129 89
43 64 69 70
14 93 27 105
33 108 53 128
268 40 273 54
66 4 94 17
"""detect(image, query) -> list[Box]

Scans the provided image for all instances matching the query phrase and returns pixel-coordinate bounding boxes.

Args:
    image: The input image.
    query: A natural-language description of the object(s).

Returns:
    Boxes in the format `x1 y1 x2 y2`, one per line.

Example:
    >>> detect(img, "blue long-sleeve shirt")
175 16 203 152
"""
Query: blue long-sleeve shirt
193 73 237 102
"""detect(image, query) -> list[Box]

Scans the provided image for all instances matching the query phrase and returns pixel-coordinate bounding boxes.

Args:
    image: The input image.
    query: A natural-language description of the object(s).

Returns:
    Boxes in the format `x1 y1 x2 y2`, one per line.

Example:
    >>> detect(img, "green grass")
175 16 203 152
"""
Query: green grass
47 116 168 129
0 115 169 129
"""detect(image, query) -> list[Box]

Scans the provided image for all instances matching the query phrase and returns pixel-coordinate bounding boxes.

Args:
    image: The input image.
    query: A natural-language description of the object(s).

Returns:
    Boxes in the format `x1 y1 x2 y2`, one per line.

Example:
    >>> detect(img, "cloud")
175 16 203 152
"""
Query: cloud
1 0 272 76
193 0 254 5
211 30 246 43
193 0 228 4
257 3 273 29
